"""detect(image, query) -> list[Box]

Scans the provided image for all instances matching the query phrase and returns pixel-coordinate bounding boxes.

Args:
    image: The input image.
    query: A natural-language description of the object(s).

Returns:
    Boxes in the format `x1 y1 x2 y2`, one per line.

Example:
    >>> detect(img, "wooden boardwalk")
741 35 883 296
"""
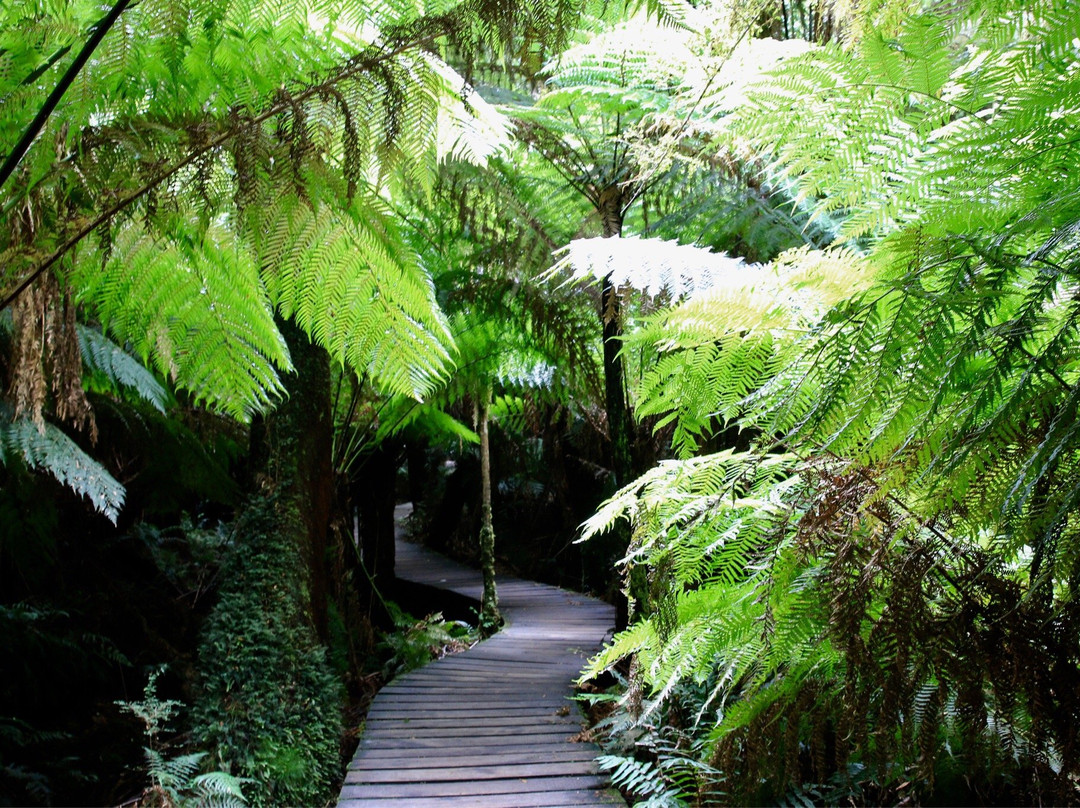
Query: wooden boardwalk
338 513 624 807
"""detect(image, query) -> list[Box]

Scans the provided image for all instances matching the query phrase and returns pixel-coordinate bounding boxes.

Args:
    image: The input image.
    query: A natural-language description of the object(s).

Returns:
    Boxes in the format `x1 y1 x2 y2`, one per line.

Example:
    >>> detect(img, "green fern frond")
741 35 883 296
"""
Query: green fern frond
192 770 250 808
373 396 480 445
254 193 453 400
597 754 686 807
73 217 288 421
147 749 204 790
612 244 867 455
77 324 169 413
0 412 125 523
580 2 1080 803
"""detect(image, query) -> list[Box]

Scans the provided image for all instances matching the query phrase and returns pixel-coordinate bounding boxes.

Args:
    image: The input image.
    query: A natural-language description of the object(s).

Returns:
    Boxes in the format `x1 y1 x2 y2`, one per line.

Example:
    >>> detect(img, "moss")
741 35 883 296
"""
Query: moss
191 495 343 808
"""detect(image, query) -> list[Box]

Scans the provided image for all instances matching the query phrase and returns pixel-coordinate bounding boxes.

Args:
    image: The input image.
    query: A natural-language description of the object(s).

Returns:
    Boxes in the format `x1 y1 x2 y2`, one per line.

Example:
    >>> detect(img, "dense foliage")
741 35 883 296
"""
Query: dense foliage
579 0 1080 804
1 0 590 802
5 0 1080 805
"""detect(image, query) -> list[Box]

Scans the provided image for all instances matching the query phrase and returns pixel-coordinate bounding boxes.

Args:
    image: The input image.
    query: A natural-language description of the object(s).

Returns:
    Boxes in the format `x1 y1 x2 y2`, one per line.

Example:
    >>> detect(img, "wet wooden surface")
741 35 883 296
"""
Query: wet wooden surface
338 507 623 807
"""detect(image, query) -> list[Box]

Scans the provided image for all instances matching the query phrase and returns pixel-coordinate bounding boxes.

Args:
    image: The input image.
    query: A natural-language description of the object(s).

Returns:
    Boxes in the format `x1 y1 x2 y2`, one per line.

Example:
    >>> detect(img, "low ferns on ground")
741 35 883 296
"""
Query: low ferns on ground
117 668 248 808
596 755 686 807
377 604 476 680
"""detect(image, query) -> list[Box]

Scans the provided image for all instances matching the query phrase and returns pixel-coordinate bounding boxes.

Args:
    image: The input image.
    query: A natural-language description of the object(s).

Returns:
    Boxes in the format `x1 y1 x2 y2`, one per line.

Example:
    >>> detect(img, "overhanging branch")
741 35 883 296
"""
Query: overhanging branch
0 0 133 194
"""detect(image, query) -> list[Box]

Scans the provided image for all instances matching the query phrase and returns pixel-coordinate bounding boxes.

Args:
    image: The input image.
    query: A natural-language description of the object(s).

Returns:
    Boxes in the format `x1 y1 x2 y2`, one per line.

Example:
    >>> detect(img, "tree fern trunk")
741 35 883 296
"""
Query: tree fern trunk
406 439 429 507
478 387 501 636
249 315 333 641
598 184 633 489
598 184 638 630
354 441 397 625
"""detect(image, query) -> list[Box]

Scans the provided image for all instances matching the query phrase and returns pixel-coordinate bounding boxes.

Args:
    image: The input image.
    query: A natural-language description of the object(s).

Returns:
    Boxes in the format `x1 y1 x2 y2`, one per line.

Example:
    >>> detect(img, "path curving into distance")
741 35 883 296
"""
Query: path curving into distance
337 508 624 807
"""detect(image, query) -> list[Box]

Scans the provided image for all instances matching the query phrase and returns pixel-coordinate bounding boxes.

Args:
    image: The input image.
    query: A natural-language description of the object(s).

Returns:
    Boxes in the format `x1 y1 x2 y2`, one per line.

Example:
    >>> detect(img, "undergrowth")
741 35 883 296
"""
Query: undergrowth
377 603 476 681
116 668 248 808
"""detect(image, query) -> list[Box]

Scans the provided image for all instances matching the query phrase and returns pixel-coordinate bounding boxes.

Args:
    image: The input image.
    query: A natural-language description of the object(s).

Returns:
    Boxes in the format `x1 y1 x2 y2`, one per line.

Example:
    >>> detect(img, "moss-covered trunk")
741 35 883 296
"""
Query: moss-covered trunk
478 387 500 635
194 320 341 807
249 315 333 639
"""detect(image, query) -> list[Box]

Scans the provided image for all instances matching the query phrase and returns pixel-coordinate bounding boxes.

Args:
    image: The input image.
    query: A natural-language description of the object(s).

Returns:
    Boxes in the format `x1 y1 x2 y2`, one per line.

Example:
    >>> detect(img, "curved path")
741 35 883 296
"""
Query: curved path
338 513 624 807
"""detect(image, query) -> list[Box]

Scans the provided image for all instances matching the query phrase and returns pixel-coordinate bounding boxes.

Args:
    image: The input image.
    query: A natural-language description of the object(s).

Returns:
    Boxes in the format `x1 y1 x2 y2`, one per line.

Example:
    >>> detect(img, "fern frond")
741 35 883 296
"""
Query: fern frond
372 396 480 446
73 218 288 421
596 754 686 807
0 413 125 523
77 324 169 413
612 244 867 455
254 192 453 400
192 770 250 807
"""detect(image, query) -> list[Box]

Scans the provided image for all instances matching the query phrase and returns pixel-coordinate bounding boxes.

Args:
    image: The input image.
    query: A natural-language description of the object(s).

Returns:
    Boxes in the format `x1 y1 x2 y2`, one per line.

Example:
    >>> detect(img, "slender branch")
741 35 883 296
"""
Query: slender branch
534 126 596 199
0 0 132 194
15 45 72 90
519 125 594 202
627 0 768 199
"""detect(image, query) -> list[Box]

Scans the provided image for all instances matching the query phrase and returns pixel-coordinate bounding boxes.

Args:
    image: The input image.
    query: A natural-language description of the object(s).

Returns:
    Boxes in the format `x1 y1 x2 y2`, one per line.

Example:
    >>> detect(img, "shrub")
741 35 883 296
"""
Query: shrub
377 603 475 680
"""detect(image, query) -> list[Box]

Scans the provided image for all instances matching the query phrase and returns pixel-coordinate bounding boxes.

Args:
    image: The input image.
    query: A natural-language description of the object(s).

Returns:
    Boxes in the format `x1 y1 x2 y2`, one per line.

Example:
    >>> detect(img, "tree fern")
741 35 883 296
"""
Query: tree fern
702 0 1080 554
72 217 288 420
253 192 453 400
557 238 866 456
3 0 584 427
579 2 1080 802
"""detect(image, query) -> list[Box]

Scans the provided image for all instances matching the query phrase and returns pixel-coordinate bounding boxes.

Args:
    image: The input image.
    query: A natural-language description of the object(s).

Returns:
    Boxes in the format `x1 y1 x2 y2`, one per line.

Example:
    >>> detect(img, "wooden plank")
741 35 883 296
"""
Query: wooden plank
405 667 575 678
346 760 600 783
358 733 590 750
350 749 598 768
383 680 573 691
361 725 576 740
354 739 594 756
364 715 580 730
363 706 578 720
339 787 622 808
367 705 576 718
351 746 598 763
339 774 610 799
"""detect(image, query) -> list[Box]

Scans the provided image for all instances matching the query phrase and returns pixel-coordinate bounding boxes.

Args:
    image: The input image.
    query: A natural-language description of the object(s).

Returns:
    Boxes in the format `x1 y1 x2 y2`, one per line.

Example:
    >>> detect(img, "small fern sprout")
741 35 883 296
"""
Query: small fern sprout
116 668 248 808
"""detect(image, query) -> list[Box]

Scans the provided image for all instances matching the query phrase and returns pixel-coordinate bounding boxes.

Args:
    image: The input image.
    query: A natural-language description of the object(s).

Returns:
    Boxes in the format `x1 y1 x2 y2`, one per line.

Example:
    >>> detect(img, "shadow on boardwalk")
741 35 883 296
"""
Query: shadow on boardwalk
338 505 624 807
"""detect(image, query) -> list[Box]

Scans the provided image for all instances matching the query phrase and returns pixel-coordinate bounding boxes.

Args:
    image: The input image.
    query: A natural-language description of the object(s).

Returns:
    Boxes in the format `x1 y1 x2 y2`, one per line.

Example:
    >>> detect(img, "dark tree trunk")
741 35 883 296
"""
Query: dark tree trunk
541 405 576 531
596 184 637 630
354 441 398 620
427 452 480 555
248 315 333 641
406 439 429 507
598 184 633 490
